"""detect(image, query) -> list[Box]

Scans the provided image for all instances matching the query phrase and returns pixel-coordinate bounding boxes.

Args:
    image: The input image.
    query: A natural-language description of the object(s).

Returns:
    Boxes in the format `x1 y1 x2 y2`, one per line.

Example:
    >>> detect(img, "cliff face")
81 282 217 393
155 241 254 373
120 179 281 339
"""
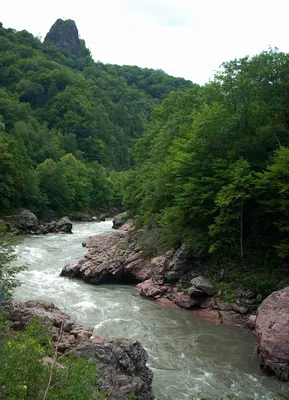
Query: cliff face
44 19 86 57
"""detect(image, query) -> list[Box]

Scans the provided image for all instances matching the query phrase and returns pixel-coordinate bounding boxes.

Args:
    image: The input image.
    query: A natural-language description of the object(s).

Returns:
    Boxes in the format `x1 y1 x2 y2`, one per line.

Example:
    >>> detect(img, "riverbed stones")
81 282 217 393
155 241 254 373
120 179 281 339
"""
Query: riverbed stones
7 300 154 400
255 287 289 381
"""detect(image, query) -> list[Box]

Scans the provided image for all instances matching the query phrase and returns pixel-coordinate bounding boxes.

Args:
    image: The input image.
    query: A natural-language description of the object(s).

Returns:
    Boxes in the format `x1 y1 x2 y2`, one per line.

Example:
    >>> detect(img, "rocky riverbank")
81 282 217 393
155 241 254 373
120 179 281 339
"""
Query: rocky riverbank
7 300 154 400
59 216 289 382
61 227 258 326
1 209 73 235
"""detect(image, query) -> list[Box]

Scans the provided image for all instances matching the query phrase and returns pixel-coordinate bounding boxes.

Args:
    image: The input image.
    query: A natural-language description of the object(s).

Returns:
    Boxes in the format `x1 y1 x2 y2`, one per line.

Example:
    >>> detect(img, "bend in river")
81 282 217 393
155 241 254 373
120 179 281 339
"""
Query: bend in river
14 221 289 399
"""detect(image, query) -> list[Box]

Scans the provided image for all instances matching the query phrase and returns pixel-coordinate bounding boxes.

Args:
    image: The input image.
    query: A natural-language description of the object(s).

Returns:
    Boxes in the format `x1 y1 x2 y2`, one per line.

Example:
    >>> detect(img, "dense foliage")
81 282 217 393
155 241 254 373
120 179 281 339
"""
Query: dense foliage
0 319 106 400
125 49 289 294
0 21 193 215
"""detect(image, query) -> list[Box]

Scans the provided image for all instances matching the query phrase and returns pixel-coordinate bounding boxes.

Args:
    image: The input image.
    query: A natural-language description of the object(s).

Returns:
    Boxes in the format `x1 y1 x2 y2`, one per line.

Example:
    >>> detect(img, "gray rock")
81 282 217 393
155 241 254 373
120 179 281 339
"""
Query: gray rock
256 293 263 302
44 19 87 58
235 288 256 299
15 209 38 230
165 244 204 281
113 212 128 229
188 287 205 297
190 276 215 296
55 217 73 233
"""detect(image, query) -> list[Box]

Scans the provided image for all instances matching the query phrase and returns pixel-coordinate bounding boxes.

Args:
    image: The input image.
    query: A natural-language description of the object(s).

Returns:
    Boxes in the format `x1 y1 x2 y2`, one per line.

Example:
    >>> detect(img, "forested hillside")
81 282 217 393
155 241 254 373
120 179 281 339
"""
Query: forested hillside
0 19 193 215
125 49 289 294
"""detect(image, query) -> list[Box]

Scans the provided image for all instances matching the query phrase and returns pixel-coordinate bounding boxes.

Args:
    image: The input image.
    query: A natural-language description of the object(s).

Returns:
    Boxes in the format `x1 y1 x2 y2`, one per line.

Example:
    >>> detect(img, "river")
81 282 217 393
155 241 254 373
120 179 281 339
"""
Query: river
13 221 288 399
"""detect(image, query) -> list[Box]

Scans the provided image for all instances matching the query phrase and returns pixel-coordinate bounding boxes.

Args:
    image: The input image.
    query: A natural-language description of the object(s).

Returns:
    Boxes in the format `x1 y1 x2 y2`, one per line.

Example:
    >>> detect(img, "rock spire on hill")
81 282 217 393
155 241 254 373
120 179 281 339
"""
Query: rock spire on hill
44 18 86 57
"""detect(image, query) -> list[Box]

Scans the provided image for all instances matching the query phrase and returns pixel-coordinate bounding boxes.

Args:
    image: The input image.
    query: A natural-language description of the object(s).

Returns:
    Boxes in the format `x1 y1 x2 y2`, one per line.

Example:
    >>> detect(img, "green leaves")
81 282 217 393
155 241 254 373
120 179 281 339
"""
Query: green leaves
125 48 289 273
0 318 106 400
0 226 26 310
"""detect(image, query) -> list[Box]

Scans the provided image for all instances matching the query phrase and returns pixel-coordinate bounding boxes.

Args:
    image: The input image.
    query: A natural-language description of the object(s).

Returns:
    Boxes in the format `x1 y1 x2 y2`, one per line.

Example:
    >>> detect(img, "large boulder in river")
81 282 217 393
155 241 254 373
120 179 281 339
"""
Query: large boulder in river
255 287 289 381
8 300 154 400
61 232 151 284
14 209 38 230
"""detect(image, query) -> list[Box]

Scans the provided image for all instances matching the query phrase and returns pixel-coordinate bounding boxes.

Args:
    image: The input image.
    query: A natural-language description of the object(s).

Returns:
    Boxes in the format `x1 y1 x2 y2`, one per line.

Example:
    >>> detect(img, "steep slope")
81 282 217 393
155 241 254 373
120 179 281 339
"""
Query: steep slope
0 20 194 214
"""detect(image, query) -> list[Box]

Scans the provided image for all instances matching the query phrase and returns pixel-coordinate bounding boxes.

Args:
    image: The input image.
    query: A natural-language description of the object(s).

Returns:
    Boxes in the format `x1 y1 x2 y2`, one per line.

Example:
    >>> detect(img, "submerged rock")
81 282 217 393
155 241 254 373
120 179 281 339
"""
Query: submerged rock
255 287 289 381
8 300 154 400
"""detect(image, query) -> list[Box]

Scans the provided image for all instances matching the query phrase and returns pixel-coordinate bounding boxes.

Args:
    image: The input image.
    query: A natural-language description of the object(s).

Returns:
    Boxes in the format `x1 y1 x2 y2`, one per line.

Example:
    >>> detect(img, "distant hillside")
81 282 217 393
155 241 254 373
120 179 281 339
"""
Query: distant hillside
0 20 195 214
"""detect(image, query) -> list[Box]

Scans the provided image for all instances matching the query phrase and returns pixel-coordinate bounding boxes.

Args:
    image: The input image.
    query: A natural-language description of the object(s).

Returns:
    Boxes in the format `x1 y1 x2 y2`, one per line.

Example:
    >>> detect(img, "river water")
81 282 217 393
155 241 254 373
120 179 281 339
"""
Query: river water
13 221 288 399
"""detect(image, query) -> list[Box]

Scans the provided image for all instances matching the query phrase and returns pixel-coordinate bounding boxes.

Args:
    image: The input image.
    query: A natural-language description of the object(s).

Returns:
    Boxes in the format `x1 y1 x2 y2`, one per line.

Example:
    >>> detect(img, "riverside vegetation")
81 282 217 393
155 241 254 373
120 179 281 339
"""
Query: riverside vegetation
0 226 108 399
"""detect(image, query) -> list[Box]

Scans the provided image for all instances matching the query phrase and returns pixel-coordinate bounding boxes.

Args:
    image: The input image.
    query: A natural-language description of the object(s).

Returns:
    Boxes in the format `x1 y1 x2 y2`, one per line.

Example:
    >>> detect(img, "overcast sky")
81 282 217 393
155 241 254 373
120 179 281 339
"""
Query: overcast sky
2 0 289 84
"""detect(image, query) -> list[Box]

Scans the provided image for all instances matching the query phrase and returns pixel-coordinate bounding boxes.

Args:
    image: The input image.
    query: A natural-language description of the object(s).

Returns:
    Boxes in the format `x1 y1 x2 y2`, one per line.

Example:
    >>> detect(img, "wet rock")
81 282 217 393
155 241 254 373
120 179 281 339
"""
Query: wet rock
155 297 180 309
246 315 256 330
113 212 128 229
255 287 289 381
119 220 133 232
190 276 215 296
56 217 73 233
76 339 154 400
137 279 169 298
61 232 151 284
8 300 154 400
124 256 151 283
171 292 198 309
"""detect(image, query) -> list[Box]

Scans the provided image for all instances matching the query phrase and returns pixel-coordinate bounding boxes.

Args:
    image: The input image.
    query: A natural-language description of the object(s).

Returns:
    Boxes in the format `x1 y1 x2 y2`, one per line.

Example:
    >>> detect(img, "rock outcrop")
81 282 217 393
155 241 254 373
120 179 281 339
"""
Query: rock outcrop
61 231 219 311
44 19 87 58
61 231 151 284
255 287 289 381
8 300 154 400
61 224 257 325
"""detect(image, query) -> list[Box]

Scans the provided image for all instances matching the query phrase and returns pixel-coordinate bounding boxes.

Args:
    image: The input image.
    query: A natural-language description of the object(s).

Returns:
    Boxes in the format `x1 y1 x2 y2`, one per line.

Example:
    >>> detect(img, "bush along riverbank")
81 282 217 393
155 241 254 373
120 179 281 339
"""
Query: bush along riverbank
61 214 289 382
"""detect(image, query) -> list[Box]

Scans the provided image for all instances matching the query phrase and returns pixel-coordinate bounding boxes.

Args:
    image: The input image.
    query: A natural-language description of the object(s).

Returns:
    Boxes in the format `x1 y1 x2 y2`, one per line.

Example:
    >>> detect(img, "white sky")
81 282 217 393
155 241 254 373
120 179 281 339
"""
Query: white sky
1 0 289 84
